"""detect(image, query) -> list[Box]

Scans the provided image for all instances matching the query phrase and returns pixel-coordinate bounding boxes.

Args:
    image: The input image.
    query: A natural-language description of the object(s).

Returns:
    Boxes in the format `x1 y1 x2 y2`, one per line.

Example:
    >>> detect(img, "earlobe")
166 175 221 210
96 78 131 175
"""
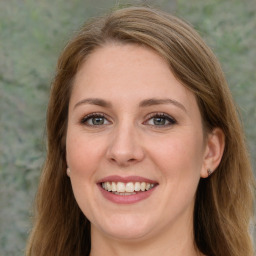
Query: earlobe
201 128 225 178
67 167 71 177
207 169 213 177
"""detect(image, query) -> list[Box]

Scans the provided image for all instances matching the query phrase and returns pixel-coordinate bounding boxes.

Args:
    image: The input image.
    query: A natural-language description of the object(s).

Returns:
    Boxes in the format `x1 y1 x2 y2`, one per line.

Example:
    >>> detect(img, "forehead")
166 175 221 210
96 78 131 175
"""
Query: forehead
71 44 198 114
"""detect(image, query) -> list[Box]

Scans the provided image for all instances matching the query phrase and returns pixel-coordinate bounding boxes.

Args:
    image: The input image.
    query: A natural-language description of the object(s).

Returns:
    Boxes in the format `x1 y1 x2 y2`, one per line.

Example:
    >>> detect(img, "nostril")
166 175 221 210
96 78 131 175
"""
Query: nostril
109 157 137 167
128 158 136 162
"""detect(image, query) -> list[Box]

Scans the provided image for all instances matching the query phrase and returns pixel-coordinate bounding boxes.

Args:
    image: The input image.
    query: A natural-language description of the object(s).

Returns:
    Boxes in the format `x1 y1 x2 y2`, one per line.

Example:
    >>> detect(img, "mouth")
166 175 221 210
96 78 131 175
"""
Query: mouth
98 176 158 204
101 181 156 195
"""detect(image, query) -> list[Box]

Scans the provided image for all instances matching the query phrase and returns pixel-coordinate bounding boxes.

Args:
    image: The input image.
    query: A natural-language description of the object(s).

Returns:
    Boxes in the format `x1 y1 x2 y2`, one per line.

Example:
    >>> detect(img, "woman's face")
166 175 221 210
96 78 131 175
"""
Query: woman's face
66 44 209 241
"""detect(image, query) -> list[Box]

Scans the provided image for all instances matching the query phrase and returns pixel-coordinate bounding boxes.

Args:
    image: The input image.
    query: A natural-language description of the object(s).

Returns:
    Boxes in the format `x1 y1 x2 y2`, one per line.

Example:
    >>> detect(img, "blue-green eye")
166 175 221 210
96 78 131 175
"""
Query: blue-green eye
146 114 176 126
81 114 110 126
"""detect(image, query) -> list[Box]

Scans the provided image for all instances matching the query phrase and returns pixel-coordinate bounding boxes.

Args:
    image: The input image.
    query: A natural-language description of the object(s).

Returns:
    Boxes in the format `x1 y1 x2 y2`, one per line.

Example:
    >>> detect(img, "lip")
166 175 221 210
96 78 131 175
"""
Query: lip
97 175 158 204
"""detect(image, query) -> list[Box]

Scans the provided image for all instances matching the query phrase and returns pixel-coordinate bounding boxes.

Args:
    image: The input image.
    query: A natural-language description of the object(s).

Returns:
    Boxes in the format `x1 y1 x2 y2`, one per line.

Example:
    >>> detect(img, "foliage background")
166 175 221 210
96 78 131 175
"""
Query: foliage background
0 0 255 255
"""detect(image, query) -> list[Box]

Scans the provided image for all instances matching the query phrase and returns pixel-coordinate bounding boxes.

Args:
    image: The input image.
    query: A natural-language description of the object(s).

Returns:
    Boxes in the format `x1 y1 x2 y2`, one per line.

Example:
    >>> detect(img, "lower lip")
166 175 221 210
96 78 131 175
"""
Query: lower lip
98 184 157 204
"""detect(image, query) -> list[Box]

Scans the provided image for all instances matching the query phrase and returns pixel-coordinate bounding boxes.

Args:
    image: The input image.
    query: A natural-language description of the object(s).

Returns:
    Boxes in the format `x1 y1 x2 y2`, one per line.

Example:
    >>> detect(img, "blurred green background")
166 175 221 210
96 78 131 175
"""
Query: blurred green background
0 0 255 255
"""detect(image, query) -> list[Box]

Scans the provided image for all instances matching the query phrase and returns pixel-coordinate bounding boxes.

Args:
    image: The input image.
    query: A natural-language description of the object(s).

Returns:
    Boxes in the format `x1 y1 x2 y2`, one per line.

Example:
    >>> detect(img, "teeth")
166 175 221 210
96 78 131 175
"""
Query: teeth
117 182 125 192
101 181 156 193
106 182 112 191
140 182 146 191
111 182 117 192
113 192 136 195
146 183 151 190
125 182 134 192
134 182 140 191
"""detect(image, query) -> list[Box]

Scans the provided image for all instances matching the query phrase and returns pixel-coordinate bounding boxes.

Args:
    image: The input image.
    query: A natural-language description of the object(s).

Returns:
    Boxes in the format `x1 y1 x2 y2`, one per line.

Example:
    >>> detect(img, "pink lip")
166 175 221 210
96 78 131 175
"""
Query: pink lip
98 185 157 204
97 175 158 205
98 175 158 184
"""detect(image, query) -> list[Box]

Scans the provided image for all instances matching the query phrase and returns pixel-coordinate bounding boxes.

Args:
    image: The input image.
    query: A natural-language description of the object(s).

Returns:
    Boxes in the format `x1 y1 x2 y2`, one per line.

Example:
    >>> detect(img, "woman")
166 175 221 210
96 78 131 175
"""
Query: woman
26 6 255 256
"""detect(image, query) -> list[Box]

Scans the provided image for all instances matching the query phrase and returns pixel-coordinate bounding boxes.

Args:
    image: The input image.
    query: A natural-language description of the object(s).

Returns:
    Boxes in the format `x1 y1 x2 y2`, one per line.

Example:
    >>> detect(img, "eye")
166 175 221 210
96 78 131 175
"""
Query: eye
81 113 111 126
144 113 177 127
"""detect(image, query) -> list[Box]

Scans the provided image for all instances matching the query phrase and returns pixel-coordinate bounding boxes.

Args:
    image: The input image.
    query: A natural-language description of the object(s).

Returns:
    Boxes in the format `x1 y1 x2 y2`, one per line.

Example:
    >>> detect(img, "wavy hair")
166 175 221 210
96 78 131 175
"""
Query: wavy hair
26 6 255 256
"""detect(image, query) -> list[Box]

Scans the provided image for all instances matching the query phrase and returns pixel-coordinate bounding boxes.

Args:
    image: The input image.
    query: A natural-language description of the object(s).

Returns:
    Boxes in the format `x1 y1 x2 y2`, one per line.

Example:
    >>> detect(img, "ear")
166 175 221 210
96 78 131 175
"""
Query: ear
201 128 225 178
67 167 71 177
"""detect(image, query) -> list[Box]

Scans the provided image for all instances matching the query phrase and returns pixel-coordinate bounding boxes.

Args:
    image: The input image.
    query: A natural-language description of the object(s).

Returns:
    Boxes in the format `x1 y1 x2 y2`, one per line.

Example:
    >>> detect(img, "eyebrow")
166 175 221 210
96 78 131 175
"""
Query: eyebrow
139 98 187 112
73 97 187 113
73 98 112 109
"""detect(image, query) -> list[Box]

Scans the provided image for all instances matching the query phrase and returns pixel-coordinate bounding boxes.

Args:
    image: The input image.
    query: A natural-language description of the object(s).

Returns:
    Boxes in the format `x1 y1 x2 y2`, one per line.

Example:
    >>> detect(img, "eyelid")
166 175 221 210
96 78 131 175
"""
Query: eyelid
143 112 177 126
79 112 176 127
80 112 112 125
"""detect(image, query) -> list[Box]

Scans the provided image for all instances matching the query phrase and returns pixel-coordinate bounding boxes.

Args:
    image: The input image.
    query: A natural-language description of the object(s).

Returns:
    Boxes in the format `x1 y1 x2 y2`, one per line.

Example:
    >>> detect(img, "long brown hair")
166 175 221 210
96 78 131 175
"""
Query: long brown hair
26 6 255 256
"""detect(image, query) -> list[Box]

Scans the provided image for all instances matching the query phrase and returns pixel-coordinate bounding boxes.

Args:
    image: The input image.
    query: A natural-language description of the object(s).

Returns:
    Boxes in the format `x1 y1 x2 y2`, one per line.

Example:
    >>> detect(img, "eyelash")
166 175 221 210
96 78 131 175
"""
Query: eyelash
80 112 111 126
80 112 177 127
144 112 177 127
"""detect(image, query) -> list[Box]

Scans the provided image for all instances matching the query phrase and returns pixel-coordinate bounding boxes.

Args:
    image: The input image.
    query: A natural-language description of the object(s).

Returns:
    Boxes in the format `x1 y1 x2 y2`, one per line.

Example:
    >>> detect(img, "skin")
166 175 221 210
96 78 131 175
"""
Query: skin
66 43 224 256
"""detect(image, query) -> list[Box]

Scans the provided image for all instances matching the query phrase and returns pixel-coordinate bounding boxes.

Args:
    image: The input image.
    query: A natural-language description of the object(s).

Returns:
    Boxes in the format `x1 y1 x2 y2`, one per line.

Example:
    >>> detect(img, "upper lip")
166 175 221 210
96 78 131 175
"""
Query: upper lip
98 175 158 184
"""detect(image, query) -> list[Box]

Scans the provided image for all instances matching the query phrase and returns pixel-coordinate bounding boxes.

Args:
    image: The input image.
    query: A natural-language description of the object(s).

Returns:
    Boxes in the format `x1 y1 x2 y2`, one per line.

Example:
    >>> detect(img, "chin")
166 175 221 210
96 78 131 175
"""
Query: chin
95 214 154 241
104 226 151 241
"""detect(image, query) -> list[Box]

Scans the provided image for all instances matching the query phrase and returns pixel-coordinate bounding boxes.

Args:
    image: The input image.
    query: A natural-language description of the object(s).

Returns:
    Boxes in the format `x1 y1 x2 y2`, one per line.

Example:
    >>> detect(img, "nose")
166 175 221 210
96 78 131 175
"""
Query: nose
106 124 145 167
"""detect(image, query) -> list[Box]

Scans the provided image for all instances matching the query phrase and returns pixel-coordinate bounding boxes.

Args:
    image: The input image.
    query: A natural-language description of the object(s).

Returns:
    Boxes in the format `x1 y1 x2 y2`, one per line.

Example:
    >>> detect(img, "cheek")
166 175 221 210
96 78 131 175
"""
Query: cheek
148 131 204 186
66 131 105 178
66 132 104 219
151 134 203 216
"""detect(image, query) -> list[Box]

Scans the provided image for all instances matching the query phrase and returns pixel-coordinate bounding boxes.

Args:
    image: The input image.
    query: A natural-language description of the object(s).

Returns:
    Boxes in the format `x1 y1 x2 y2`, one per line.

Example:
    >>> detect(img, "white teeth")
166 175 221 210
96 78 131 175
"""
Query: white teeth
117 182 125 192
101 181 156 193
146 183 151 190
134 182 140 191
140 182 146 191
106 182 112 191
125 182 134 192
111 182 117 192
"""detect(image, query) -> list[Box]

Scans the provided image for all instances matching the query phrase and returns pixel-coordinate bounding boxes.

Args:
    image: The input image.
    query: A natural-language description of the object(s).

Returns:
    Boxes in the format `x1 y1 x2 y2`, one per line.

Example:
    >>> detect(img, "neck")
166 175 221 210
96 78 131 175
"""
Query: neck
89 214 202 256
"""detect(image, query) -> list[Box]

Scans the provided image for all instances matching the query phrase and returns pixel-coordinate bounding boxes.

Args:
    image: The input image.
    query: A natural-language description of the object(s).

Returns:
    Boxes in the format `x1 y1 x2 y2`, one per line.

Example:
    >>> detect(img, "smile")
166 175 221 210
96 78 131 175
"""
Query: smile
101 181 156 195
98 176 158 204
